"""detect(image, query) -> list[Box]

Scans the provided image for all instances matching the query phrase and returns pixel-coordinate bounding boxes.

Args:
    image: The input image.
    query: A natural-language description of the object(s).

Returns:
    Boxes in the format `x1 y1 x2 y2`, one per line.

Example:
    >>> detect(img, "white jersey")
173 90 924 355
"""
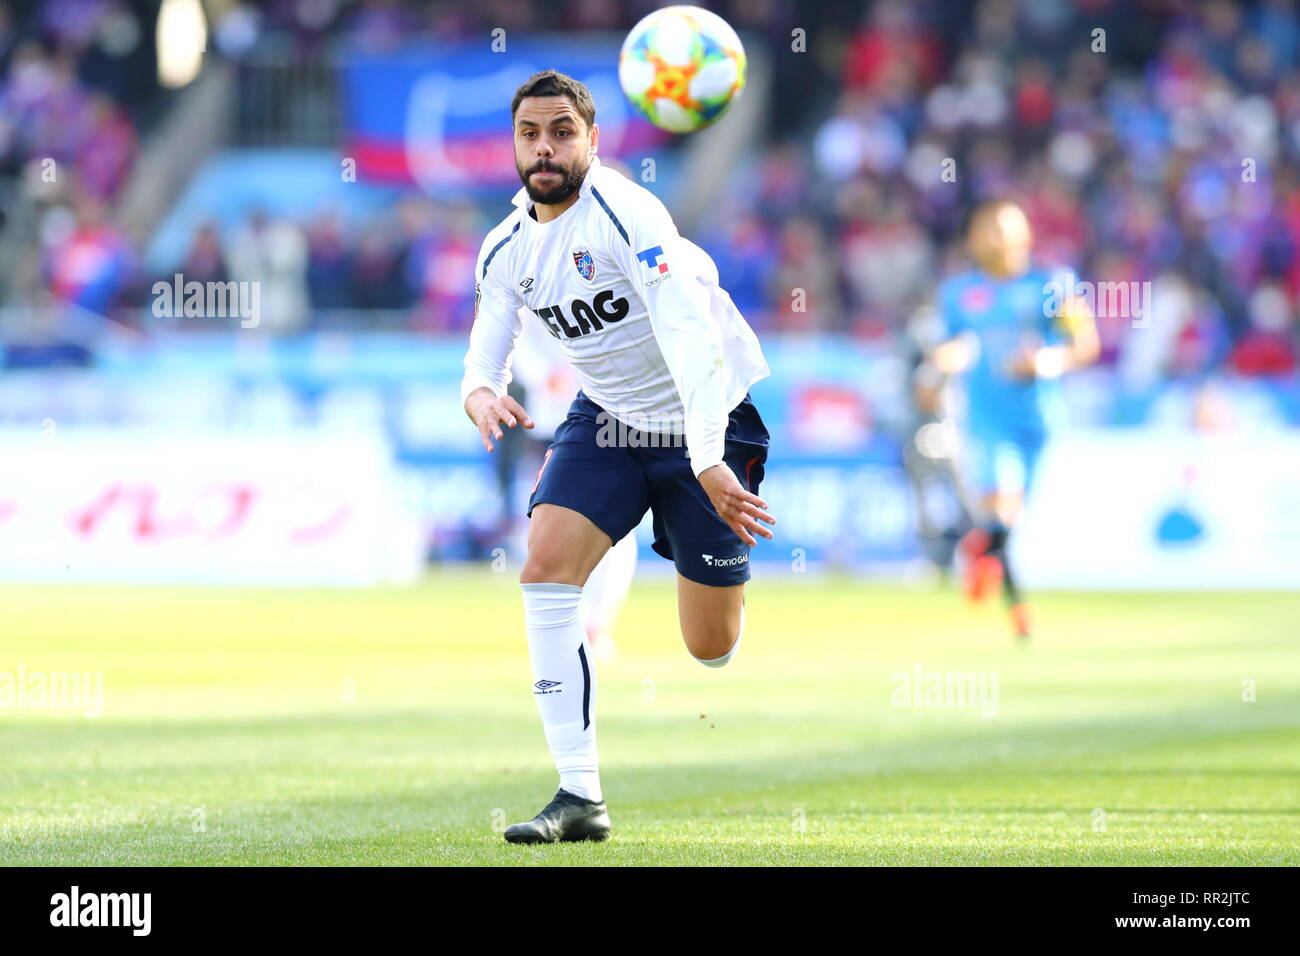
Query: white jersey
460 155 769 477
509 300 580 439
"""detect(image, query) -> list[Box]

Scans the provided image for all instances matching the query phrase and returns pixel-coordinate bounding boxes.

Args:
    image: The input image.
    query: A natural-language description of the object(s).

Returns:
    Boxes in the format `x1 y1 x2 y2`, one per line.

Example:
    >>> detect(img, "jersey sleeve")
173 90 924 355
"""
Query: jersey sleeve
602 185 729 478
460 227 524 406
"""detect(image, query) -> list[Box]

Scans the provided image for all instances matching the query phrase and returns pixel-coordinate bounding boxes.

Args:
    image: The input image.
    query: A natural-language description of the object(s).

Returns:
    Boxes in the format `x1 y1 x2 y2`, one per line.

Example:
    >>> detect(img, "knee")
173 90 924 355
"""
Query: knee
683 612 744 668
520 549 583 586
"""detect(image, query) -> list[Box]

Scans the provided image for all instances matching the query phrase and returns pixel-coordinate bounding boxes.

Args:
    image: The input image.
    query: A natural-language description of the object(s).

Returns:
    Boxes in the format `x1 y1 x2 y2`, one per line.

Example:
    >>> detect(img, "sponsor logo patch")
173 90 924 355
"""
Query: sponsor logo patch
636 245 669 274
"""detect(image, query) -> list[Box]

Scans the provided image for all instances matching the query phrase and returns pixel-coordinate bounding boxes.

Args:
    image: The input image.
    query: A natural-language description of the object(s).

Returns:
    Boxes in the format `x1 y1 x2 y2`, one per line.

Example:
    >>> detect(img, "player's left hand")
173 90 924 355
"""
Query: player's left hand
1005 344 1040 380
697 464 774 547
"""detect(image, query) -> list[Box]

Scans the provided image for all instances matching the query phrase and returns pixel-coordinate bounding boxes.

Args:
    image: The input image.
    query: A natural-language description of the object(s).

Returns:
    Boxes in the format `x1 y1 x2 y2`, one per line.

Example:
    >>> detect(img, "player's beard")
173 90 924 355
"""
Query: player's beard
517 155 588 206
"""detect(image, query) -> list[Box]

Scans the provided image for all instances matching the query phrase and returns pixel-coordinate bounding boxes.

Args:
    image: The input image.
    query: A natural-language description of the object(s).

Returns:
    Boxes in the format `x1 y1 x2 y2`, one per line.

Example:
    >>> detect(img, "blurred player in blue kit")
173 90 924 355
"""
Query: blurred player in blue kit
931 200 1099 639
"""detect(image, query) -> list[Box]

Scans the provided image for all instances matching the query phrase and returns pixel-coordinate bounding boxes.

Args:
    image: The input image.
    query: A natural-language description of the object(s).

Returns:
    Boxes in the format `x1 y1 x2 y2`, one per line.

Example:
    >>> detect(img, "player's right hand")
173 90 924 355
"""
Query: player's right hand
697 463 775 547
465 388 534 452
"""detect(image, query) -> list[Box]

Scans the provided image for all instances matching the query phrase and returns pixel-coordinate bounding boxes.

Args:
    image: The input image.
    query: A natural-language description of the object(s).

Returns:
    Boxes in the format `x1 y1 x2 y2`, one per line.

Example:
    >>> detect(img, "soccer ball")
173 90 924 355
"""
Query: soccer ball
618 5 746 134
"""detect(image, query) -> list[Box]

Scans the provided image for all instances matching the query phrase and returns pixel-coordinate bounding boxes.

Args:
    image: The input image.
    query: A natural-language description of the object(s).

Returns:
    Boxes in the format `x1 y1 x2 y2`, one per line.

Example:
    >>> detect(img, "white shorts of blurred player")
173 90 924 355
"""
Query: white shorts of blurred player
580 532 638 661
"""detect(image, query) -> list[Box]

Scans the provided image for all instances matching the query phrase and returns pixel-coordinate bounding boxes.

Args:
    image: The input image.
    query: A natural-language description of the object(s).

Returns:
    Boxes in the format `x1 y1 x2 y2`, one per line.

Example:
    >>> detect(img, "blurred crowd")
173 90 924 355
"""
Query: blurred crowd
171 198 484 333
0 0 147 198
3 0 1299 383
0 0 158 330
693 0 1300 384
204 0 796 55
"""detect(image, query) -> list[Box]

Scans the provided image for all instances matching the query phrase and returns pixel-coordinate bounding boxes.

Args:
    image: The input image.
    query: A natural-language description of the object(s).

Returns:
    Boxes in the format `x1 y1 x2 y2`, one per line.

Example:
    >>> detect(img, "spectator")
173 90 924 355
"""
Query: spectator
44 193 132 315
224 209 310 333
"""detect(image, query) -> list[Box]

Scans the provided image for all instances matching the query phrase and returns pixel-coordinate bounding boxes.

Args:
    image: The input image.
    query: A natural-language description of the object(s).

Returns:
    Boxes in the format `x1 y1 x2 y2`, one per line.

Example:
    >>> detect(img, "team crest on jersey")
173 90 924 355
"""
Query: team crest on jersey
572 249 596 281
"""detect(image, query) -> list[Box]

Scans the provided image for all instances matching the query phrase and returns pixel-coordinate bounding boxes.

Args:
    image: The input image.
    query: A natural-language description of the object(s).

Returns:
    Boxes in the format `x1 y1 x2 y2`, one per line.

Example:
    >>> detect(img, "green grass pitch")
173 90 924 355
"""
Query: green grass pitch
1 572 1296 866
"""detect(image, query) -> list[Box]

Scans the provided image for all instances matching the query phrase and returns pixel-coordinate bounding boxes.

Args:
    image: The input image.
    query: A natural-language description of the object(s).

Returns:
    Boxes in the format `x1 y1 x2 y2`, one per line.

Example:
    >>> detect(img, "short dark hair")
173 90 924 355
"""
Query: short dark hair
510 69 595 128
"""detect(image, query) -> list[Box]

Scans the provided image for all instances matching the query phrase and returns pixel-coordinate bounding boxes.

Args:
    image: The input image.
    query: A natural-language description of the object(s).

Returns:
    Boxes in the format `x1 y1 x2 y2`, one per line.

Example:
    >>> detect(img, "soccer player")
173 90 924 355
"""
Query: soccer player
461 70 773 843
902 304 975 579
931 199 1098 639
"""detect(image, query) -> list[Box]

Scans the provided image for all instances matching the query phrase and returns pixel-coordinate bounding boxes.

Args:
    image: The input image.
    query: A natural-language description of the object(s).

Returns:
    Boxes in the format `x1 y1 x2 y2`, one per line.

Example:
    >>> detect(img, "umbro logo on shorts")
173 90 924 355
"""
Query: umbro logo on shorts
701 553 748 567
534 679 562 692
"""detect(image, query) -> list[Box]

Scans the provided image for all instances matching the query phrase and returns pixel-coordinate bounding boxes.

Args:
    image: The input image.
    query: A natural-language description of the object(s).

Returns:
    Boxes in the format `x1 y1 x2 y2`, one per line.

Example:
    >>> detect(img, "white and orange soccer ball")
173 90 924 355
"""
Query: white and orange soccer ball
618 5 747 134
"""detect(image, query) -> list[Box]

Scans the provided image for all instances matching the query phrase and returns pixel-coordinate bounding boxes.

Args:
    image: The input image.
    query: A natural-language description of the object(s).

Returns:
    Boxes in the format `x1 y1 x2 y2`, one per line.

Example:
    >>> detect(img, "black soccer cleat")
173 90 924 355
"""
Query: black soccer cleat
503 788 611 844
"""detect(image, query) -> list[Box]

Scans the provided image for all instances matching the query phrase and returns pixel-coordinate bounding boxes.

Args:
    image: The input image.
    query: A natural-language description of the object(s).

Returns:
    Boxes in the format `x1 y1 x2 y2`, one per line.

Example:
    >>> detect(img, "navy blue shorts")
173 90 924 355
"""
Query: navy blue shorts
527 391 770 586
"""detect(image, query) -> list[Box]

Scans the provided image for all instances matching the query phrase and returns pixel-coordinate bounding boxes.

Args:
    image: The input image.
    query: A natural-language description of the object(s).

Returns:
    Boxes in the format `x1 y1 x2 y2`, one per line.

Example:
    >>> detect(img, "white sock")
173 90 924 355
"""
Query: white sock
521 583 602 802
692 603 744 668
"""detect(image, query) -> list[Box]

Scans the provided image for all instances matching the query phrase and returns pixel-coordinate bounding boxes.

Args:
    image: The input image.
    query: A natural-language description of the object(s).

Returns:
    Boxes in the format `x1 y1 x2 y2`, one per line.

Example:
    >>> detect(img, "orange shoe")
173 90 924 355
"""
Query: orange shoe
969 554 1003 602
960 528 991 562
960 530 996 602
1010 602 1032 640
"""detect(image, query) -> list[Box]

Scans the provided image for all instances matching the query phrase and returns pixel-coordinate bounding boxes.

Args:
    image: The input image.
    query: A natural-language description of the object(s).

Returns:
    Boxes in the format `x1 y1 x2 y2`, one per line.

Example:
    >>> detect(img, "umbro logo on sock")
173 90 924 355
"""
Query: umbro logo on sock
534 680 562 691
